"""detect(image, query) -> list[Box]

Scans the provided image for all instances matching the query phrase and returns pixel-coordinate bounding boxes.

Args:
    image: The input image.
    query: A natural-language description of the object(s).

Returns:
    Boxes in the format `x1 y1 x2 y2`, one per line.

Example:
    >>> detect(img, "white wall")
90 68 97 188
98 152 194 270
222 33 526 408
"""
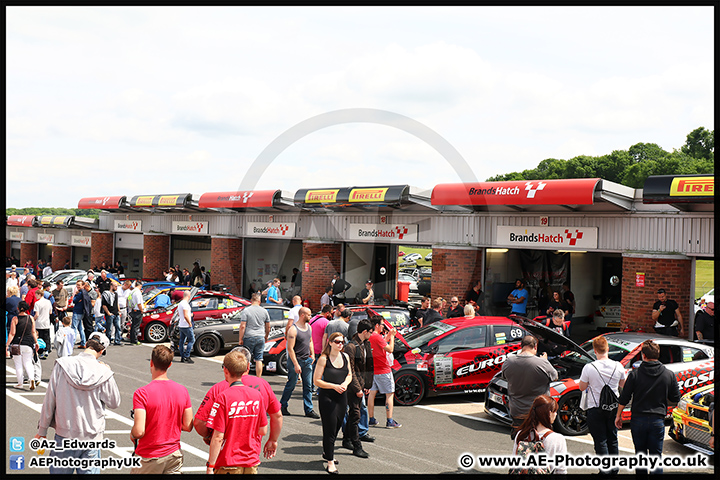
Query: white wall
243 239 302 293
569 252 598 318
344 243 374 300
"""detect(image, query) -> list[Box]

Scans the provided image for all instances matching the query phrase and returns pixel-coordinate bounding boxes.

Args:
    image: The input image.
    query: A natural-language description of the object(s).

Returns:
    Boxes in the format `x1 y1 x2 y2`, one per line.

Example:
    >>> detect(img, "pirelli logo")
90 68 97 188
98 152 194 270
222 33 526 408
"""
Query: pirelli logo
135 196 155 206
670 177 714 196
349 188 388 202
53 217 67 225
158 195 180 206
305 189 339 203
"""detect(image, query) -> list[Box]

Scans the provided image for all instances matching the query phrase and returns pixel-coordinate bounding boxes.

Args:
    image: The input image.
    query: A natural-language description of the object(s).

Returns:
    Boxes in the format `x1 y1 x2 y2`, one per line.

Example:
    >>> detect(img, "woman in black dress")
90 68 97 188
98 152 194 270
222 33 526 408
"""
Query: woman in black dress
313 332 352 474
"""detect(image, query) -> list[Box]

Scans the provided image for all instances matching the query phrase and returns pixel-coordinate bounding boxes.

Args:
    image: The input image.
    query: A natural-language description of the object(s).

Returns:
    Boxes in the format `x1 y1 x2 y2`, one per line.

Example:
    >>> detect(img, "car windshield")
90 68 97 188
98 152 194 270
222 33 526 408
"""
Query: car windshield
561 338 630 365
143 287 166 302
351 308 411 330
402 322 457 349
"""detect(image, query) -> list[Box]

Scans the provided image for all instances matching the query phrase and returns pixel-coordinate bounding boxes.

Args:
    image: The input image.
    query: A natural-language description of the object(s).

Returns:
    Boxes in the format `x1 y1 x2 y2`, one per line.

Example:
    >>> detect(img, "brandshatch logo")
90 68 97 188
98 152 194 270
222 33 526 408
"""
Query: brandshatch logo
525 181 547 198
252 224 290 236
565 229 583 246
395 226 409 240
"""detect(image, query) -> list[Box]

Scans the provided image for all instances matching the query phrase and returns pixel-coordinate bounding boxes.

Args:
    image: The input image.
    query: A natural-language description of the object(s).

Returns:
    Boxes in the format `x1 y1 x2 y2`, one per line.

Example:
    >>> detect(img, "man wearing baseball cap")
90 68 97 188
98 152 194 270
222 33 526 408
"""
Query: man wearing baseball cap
36 332 121 474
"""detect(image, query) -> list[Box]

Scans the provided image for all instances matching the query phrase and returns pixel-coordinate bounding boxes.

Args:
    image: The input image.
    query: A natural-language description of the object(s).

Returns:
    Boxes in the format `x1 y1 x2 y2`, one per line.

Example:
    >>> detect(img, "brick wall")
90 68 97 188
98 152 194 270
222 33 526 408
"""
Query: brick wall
91 232 114 270
302 242 342 312
143 234 170 281
211 237 243 296
431 248 484 304
51 245 72 272
20 242 38 267
621 255 692 333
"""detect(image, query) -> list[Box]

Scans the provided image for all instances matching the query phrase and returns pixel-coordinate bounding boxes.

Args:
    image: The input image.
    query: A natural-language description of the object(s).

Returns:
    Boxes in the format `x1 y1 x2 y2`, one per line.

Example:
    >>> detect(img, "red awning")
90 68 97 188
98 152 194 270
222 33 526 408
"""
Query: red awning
77 196 125 209
431 178 601 206
7 215 35 227
198 190 280 209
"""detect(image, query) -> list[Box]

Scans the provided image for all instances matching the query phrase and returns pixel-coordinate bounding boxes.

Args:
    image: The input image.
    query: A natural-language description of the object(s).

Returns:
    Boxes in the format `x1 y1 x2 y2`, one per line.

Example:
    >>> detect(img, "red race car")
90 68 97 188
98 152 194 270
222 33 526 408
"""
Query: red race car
138 289 249 343
485 315 715 435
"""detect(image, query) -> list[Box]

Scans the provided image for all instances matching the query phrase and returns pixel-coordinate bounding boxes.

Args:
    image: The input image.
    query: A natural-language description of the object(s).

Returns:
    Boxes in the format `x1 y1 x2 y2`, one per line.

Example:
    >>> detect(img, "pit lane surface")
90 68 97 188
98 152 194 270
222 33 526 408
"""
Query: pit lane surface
5 343 712 474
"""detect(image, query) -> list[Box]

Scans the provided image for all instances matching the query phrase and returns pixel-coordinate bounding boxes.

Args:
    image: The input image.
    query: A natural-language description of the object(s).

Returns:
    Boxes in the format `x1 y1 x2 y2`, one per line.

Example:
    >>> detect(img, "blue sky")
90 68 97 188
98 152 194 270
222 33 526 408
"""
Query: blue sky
6 6 714 208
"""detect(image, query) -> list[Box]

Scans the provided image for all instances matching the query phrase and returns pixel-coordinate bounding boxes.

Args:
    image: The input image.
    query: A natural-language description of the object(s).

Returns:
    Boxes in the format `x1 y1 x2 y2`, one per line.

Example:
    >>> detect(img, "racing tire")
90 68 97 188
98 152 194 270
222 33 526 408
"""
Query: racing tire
195 333 222 357
277 350 288 376
394 371 426 406
144 321 168 343
554 392 588 436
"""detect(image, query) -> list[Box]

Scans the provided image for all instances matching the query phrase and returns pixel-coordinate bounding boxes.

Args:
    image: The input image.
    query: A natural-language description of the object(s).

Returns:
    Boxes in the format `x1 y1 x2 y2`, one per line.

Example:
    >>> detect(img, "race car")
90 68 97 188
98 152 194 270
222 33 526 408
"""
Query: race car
669 383 714 456
484 316 715 436
169 303 290 357
391 316 531 406
263 305 412 375
139 289 249 343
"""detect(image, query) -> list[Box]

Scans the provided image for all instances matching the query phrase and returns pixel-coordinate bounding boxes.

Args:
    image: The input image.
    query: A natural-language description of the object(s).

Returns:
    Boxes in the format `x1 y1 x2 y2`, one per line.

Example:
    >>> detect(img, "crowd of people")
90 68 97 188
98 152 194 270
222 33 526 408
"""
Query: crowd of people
6 262 715 474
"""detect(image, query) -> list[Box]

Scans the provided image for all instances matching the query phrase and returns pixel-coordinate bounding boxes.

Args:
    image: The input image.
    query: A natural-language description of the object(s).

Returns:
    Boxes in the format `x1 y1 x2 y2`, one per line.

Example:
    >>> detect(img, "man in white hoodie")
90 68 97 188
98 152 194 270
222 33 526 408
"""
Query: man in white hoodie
35 332 122 474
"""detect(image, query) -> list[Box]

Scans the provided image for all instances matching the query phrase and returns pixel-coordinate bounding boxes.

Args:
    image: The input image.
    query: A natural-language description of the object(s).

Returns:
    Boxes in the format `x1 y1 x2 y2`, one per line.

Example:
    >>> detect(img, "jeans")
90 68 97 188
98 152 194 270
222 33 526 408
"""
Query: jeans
342 394 369 438
129 310 142 343
106 314 121 344
94 315 106 332
49 433 101 474
280 356 314 414
12 345 34 386
586 407 619 474
179 327 195 360
72 312 87 345
630 415 665 475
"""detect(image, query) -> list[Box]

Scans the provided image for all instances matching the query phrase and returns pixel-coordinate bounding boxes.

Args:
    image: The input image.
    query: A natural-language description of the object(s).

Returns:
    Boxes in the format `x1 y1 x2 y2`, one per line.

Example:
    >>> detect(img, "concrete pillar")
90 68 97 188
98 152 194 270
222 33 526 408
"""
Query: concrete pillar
302 241 342 312
51 245 72 272
431 247 484 305
621 254 692 334
210 236 243 296
91 232 114 270
143 233 171 281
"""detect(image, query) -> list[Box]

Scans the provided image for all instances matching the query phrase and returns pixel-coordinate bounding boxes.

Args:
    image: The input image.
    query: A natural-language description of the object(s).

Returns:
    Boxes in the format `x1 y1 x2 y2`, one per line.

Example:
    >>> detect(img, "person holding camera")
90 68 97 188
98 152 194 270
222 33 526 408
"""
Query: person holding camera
501 335 558 439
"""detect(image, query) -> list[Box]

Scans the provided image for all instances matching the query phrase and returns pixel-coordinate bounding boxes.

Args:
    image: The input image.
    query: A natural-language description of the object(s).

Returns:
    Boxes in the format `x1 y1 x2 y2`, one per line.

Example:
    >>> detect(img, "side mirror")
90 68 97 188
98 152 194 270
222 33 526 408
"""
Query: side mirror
430 344 439 355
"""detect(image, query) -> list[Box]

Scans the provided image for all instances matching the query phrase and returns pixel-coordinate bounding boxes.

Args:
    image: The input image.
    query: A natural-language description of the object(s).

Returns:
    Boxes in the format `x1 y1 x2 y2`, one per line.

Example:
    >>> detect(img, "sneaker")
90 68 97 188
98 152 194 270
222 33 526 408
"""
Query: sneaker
180 358 186 363
386 419 402 429
359 434 375 443
184 357 194 364
281 407 291 416
305 410 320 419
134 341 142 346
368 417 378 427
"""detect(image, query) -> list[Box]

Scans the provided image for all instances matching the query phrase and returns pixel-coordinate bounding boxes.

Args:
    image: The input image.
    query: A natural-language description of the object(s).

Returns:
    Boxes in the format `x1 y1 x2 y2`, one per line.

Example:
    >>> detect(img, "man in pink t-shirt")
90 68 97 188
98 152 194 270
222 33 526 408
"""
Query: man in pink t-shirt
130 345 193 474
194 346 283 460
206 351 268 474
367 316 402 429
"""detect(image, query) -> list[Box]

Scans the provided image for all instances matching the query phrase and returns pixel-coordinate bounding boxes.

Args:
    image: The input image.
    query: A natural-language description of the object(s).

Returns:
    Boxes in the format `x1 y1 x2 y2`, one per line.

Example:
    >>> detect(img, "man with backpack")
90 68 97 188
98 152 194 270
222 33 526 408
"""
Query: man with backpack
614 339 680 475
578 336 626 475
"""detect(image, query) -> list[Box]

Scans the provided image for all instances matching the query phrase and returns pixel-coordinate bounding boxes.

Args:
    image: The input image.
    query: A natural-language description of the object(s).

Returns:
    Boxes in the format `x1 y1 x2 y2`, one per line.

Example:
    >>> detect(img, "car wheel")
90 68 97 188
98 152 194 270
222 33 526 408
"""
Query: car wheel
394 371 425 406
144 321 168 343
276 350 288 376
554 392 588 435
195 333 222 357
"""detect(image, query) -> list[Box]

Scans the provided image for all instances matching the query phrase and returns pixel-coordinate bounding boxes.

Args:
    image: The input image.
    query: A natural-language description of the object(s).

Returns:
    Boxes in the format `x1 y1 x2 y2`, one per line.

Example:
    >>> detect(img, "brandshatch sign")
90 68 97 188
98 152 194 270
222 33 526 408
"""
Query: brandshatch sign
246 222 296 238
349 224 418 243
496 226 598 249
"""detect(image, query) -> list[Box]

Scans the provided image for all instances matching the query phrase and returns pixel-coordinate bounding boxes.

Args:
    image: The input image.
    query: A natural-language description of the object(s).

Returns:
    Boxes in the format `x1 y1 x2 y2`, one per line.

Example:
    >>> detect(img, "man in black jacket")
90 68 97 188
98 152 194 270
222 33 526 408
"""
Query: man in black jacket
331 272 351 305
615 340 680 475
423 298 444 326
341 319 374 458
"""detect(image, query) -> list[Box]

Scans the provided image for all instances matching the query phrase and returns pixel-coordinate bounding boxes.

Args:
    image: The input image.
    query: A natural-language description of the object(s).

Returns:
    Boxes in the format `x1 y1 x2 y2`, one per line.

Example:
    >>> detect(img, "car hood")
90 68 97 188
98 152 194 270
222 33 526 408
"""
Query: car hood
509 315 594 362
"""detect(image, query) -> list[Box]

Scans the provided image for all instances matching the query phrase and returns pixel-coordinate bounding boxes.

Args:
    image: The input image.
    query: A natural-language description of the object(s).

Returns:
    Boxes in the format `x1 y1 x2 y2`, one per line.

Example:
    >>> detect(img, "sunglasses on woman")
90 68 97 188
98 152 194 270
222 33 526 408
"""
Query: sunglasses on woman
332 339 344 345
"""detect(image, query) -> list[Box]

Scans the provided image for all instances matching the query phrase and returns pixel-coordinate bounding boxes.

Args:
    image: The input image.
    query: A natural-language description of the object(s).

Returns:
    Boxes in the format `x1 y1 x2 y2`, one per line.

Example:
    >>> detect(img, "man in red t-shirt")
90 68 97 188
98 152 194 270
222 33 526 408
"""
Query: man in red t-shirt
367 316 402 429
206 350 268 474
130 345 193 474
194 346 283 459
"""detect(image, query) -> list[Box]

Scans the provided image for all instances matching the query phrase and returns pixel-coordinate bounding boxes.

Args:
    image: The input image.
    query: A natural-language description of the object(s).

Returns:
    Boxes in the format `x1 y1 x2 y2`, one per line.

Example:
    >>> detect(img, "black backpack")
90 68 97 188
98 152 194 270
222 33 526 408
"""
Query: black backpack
591 363 619 417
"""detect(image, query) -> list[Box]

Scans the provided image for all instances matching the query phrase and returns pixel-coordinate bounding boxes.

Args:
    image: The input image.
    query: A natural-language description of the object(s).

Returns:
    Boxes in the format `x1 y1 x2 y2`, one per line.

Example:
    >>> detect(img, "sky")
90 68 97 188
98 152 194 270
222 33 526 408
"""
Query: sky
6 6 714 209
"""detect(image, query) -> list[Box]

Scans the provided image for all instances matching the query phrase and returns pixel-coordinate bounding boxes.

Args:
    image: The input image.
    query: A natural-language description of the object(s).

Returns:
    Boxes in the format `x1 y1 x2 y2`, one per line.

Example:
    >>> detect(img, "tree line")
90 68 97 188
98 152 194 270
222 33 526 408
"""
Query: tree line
6 208 101 219
486 127 714 188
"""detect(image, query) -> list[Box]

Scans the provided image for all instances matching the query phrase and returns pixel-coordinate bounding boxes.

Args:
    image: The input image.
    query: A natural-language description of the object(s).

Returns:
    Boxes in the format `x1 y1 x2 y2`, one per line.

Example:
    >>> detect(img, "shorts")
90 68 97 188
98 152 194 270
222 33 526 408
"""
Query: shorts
131 450 183 474
215 465 259 474
243 336 265 362
370 372 395 394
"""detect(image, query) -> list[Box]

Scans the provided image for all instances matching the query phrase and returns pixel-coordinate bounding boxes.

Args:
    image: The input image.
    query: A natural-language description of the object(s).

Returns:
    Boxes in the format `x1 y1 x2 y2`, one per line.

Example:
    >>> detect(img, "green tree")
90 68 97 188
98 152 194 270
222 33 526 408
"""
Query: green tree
628 142 668 163
681 127 714 160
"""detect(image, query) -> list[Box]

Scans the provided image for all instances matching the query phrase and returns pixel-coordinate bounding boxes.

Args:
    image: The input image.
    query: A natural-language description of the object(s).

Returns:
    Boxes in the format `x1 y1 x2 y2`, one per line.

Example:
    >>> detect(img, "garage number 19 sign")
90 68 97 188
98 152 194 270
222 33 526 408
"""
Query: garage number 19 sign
434 356 454 385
